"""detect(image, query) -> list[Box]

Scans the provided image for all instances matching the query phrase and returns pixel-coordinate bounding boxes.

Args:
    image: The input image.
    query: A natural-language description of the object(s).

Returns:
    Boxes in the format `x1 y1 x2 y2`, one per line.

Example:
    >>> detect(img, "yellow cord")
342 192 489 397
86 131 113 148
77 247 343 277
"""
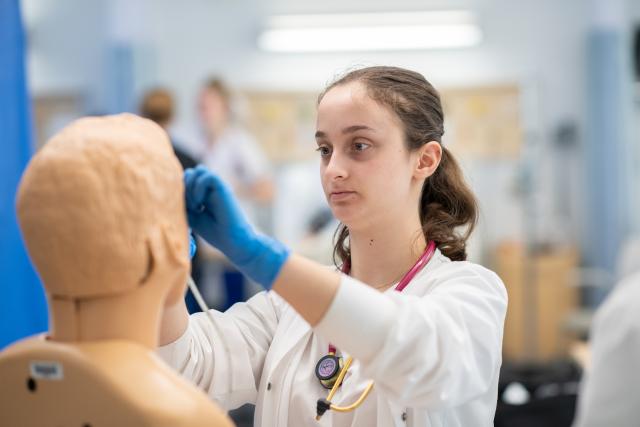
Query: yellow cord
329 381 374 412
315 356 375 420
327 356 352 400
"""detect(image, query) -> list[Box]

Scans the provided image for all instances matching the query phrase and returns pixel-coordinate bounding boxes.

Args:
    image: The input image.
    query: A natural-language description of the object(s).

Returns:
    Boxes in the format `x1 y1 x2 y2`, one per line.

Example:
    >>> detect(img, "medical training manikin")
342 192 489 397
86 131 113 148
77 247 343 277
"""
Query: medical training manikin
0 114 233 427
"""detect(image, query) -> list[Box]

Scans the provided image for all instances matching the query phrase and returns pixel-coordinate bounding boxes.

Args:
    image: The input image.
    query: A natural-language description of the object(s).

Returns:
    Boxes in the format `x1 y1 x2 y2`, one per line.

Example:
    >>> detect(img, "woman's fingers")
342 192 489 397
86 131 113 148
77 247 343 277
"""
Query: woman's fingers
192 173 217 211
184 165 235 220
184 166 212 212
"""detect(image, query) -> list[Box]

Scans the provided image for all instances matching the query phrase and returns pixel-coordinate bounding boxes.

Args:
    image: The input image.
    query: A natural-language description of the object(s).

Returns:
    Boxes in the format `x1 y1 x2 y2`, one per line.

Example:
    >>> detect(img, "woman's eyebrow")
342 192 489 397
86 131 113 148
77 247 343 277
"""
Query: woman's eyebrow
315 125 375 139
342 125 375 135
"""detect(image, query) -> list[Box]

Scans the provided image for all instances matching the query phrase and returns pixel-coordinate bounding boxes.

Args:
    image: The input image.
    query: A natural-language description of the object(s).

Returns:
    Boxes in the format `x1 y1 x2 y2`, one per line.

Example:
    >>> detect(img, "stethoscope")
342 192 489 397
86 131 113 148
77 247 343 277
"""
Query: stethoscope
314 240 437 420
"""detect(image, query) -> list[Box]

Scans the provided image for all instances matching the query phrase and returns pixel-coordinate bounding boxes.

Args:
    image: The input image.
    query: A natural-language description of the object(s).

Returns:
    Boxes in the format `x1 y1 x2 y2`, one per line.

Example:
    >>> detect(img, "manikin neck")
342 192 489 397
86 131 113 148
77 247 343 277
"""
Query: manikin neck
48 282 167 349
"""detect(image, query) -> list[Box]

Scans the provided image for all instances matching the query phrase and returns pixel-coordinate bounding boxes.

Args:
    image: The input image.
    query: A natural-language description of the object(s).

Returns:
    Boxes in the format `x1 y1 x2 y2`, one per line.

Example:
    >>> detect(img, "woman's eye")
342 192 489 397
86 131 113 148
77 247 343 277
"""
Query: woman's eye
353 141 370 152
316 146 331 157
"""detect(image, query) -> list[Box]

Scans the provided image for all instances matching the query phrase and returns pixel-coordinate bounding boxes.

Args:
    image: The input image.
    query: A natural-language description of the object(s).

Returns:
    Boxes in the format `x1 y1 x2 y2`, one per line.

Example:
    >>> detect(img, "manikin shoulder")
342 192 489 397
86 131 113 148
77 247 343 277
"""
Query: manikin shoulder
0 336 233 427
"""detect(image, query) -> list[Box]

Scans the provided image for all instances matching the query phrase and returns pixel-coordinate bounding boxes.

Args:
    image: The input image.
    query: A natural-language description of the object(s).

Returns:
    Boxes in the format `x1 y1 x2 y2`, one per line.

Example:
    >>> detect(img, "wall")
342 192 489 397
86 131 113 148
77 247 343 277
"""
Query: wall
20 0 638 263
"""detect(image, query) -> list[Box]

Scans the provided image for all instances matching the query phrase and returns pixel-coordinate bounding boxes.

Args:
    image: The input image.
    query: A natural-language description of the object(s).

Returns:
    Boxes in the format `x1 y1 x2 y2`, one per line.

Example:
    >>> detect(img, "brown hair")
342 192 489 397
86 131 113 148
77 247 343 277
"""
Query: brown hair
139 88 174 126
319 66 478 264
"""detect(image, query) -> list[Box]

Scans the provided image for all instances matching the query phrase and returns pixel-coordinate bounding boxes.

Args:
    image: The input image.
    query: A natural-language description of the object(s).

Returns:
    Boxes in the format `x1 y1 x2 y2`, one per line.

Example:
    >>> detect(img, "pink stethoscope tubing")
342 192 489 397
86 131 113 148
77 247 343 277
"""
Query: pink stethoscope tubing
327 240 437 354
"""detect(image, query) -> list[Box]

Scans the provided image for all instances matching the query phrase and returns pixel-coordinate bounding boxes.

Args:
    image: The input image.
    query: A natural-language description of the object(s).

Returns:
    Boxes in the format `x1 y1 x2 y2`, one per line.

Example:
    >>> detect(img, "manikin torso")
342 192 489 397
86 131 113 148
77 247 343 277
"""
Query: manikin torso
0 114 233 427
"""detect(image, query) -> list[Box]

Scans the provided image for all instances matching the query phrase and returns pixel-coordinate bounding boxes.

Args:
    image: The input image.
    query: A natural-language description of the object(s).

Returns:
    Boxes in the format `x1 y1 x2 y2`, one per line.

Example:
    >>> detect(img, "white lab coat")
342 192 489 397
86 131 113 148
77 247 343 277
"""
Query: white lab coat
573 271 640 427
157 249 507 426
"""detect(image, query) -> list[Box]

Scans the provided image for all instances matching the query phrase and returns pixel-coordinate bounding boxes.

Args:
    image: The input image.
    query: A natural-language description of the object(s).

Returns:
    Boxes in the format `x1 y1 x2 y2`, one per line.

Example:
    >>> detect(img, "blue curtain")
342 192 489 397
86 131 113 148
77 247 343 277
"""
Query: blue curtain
0 0 48 349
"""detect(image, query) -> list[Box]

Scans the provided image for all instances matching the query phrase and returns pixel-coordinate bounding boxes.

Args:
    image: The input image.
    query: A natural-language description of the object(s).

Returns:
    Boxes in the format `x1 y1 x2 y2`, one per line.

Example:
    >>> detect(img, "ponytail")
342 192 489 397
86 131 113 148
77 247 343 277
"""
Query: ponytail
419 147 477 261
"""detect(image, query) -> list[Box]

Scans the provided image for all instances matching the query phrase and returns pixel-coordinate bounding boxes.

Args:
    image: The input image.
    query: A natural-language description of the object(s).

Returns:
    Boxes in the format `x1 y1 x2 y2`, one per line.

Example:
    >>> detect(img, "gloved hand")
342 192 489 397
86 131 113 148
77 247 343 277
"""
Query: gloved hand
184 165 290 289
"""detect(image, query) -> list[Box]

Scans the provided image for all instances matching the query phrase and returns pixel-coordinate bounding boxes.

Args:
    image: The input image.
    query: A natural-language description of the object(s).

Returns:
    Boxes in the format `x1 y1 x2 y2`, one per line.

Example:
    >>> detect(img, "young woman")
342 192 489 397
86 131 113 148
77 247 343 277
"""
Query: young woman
158 66 507 427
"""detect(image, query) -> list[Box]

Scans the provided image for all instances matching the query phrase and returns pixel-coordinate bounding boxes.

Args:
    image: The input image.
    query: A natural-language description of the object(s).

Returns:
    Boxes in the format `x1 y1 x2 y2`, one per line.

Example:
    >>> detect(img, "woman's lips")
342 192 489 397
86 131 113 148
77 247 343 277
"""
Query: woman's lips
329 191 357 202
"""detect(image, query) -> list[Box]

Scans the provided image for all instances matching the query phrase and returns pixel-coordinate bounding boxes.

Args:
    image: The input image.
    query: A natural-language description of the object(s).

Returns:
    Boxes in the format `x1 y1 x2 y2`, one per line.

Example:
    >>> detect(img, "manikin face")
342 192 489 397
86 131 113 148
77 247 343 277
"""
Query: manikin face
316 82 423 231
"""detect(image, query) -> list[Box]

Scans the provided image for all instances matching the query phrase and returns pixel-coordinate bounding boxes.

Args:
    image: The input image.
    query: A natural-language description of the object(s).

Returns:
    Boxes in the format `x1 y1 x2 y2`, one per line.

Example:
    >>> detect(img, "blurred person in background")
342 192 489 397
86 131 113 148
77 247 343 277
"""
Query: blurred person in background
139 88 198 170
198 77 273 221
140 88 204 314
195 77 276 425
197 77 274 311
573 270 640 426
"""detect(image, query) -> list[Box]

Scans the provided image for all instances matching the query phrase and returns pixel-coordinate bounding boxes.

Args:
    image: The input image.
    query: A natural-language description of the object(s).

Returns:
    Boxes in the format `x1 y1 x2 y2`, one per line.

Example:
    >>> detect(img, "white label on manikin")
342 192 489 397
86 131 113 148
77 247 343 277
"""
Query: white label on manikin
30 361 64 380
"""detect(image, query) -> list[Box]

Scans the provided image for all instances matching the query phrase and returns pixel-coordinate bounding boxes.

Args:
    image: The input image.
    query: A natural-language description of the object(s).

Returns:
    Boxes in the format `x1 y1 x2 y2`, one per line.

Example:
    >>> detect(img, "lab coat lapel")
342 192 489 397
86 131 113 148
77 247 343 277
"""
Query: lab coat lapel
257 308 313 426
270 306 313 369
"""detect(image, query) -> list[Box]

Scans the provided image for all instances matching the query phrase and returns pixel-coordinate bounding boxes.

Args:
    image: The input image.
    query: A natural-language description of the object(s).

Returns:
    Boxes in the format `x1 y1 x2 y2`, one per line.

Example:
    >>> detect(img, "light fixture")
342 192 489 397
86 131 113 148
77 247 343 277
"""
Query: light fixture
258 11 482 53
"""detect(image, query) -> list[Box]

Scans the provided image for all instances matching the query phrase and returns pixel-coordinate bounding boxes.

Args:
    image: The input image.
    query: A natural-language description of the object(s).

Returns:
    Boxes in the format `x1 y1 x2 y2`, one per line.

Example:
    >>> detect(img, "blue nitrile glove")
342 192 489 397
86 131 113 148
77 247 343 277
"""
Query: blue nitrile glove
189 233 197 259
184 165 290 289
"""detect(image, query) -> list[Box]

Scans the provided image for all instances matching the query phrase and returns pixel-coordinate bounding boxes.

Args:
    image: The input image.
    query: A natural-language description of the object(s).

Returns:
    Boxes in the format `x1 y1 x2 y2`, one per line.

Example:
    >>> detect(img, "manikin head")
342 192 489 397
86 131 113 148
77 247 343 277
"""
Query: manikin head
16 114 190 319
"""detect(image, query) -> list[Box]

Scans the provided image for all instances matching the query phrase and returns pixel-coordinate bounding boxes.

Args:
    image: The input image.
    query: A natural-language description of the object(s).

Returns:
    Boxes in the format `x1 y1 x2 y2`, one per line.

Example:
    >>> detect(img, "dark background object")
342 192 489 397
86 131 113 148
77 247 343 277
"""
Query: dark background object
494 359 582 427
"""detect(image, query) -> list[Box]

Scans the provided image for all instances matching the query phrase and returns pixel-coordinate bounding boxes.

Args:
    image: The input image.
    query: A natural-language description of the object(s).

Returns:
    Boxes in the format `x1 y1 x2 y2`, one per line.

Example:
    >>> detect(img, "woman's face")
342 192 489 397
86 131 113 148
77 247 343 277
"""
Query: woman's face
316 82 422 231
198 88 228 137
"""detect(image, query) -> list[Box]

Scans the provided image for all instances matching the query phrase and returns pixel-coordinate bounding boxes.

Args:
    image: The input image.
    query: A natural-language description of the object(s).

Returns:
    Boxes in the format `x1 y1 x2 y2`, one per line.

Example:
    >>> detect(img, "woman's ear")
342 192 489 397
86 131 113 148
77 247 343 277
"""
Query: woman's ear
414 141 442 180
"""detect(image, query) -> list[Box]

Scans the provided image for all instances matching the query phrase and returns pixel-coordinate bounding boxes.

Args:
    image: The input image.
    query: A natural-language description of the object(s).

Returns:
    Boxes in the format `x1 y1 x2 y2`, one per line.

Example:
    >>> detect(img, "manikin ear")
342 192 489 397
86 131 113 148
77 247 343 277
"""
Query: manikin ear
413 141 442 180
141 224 190 307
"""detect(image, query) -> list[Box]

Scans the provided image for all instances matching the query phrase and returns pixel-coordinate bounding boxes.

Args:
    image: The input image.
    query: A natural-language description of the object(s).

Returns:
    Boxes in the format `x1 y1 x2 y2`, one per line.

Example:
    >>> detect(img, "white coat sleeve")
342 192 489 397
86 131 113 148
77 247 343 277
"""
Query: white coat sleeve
156 290 283 410
314 262 507 409
573 274 640 427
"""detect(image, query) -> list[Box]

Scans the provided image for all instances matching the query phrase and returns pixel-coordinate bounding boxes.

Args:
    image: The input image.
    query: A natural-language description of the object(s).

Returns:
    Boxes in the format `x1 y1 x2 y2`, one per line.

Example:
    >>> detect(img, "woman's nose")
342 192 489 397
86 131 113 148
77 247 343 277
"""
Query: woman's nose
323 152 348 181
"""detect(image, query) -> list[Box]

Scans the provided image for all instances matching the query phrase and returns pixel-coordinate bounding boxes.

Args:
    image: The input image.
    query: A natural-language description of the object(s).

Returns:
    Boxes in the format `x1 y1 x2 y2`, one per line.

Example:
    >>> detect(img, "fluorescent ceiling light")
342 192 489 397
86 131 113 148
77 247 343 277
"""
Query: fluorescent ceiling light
258 11 482 52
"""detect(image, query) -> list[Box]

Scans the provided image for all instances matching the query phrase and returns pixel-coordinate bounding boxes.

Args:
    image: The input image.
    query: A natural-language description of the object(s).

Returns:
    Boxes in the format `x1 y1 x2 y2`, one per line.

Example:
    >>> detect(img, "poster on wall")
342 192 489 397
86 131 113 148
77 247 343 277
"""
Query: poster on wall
242 91 318 164
441 85 522 160
242 86 522 163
